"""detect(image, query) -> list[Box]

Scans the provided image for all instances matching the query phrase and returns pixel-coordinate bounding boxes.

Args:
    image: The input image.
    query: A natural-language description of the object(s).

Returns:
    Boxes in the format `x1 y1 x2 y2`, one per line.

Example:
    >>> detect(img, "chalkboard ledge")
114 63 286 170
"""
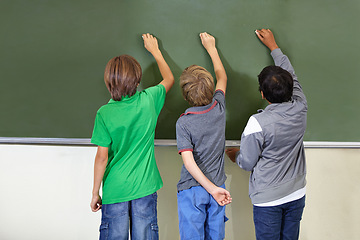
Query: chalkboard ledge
0 138 360 148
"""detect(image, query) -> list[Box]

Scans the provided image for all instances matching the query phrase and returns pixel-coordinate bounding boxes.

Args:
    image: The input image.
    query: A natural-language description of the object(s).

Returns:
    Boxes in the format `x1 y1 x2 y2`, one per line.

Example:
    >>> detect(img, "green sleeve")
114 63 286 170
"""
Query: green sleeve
144 84 166 116
91 111 111 147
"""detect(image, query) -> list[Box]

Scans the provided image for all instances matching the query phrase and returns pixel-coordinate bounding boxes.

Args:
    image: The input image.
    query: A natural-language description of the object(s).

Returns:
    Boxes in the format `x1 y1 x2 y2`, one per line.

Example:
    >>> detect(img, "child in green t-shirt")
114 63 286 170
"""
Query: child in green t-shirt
90 33 174 239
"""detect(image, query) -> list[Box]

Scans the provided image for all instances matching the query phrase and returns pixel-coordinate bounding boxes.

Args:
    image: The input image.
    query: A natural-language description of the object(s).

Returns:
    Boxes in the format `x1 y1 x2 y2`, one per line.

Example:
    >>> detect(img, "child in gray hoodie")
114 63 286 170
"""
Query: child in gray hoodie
226 29 307 240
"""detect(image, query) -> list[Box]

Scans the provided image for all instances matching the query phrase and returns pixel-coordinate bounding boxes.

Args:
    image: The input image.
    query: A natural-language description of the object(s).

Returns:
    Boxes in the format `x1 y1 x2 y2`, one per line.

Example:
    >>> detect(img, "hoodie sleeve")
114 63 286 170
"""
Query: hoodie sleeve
271 48 307 104
236 116 264 171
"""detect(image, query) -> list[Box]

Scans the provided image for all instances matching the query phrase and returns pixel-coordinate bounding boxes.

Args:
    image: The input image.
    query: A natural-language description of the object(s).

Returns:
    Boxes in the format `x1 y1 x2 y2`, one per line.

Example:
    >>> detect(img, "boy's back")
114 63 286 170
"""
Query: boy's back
238 48 307 204
90 33 174 240
226 29 307 240
176 90 227 191
92 85 166 204
175 32 231 240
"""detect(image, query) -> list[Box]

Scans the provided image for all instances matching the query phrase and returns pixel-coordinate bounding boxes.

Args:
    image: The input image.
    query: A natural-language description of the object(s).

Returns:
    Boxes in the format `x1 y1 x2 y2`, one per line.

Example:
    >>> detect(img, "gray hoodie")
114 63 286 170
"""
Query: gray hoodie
236 48 307 205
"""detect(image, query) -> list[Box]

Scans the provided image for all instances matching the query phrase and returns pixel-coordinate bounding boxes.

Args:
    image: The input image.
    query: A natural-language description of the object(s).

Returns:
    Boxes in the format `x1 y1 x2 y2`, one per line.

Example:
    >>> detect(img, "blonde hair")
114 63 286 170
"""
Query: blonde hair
104 55 142 101
180 65 214 106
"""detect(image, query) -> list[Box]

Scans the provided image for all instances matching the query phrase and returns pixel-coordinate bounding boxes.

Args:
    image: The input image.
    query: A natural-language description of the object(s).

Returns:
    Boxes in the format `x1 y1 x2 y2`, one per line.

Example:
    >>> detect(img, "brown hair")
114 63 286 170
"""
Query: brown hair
180 65 214 106
104 55 142 101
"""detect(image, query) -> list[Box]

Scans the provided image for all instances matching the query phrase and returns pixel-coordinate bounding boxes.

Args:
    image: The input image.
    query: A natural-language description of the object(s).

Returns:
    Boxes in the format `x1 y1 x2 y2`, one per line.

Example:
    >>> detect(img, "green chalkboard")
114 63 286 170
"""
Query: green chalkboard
1 0 359 141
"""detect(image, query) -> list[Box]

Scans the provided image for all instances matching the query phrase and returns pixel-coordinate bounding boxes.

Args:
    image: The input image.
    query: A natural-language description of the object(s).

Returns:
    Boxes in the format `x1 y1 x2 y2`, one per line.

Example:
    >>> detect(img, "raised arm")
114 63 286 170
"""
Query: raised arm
255 29 306 102
255 29 295 75
200 32 227 94
142 33 174 93
181 151 232 206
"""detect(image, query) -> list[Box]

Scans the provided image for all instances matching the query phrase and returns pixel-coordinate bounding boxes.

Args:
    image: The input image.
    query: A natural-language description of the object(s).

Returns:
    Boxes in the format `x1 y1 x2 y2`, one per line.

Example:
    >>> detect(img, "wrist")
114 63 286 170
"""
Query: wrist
207 47 218 55
269 44 279 52
150 49 162 56
207 184 217 195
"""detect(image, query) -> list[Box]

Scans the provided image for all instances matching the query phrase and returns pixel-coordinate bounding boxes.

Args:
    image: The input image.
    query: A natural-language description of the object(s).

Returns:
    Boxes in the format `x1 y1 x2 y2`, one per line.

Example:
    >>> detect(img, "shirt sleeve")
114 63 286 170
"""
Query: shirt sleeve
91 111 111 147
271 48 307 104
144 84 166 115
176 120 193 154
213 89 226 109
236 116 264 171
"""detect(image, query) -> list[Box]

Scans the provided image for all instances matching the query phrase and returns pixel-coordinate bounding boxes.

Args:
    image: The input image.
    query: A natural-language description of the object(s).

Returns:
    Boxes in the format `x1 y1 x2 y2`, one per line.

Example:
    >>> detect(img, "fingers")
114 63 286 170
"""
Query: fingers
142 33 151 38
142 33 156 41
219 196 232 206
255 30 262 40
93 205 102 212
256 28 272 34
199 32 215 46
142 33 159 53
142 33 158 45
90 195 102 212
199 32 212 38
255 28 278 50
219 189 232 206
199 32 207 38
90 202 102 212
255 28 272 39
225 190 232 201
200 32 215 42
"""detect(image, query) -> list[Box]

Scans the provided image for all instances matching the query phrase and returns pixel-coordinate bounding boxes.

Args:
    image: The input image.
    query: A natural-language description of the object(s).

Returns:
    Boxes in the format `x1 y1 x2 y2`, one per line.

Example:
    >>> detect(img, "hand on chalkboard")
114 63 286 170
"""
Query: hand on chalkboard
255 29 279 51
142 33 160 54
200 32 216 52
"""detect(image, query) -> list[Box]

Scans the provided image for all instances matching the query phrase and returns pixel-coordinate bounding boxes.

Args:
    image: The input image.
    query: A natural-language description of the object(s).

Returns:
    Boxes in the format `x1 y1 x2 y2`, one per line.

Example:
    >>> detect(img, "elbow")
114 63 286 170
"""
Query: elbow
183 161 191 171
236 154 254 171
95 153 108 166
240 163 253 172
215 70 227 81
166 71 174 82
95 156 108 168
94 146 109 166
165 75 175 89
238 159 253 171
182 156 193 170
169 75 175 86
99 156 108 164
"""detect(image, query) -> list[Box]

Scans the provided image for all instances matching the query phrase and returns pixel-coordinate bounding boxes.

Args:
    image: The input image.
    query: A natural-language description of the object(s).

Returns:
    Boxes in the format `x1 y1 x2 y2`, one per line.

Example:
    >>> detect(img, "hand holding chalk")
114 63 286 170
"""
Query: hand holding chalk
200 32 216 53
142 33 160 55
255 29 279 51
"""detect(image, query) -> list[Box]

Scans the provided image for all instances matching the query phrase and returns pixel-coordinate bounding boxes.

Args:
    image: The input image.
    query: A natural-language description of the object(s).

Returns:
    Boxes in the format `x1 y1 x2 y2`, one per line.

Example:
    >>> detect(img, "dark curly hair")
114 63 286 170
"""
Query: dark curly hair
258 66 293 103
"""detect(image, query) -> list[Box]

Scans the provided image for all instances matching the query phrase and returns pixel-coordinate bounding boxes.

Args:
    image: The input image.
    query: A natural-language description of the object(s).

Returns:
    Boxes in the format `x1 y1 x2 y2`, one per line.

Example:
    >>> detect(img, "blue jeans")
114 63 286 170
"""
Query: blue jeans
99 192 159 240
253 196 305 240
177 184 228 240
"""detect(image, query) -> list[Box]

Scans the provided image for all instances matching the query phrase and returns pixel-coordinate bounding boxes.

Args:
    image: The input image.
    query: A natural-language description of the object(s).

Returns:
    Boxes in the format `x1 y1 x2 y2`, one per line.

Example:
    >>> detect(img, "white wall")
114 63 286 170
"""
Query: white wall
0 144 359 239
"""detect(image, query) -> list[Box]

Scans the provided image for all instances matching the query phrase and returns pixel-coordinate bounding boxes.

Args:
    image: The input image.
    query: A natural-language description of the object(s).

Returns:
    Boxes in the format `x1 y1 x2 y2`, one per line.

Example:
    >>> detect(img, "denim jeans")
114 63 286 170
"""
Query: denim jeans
253 196 305 240
99 192 159 240
177 184 228 240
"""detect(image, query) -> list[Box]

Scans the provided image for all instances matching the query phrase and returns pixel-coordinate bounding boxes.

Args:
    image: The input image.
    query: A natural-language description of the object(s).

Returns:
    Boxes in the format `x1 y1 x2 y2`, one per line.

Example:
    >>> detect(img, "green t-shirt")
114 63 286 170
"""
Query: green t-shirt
91 84 166 204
